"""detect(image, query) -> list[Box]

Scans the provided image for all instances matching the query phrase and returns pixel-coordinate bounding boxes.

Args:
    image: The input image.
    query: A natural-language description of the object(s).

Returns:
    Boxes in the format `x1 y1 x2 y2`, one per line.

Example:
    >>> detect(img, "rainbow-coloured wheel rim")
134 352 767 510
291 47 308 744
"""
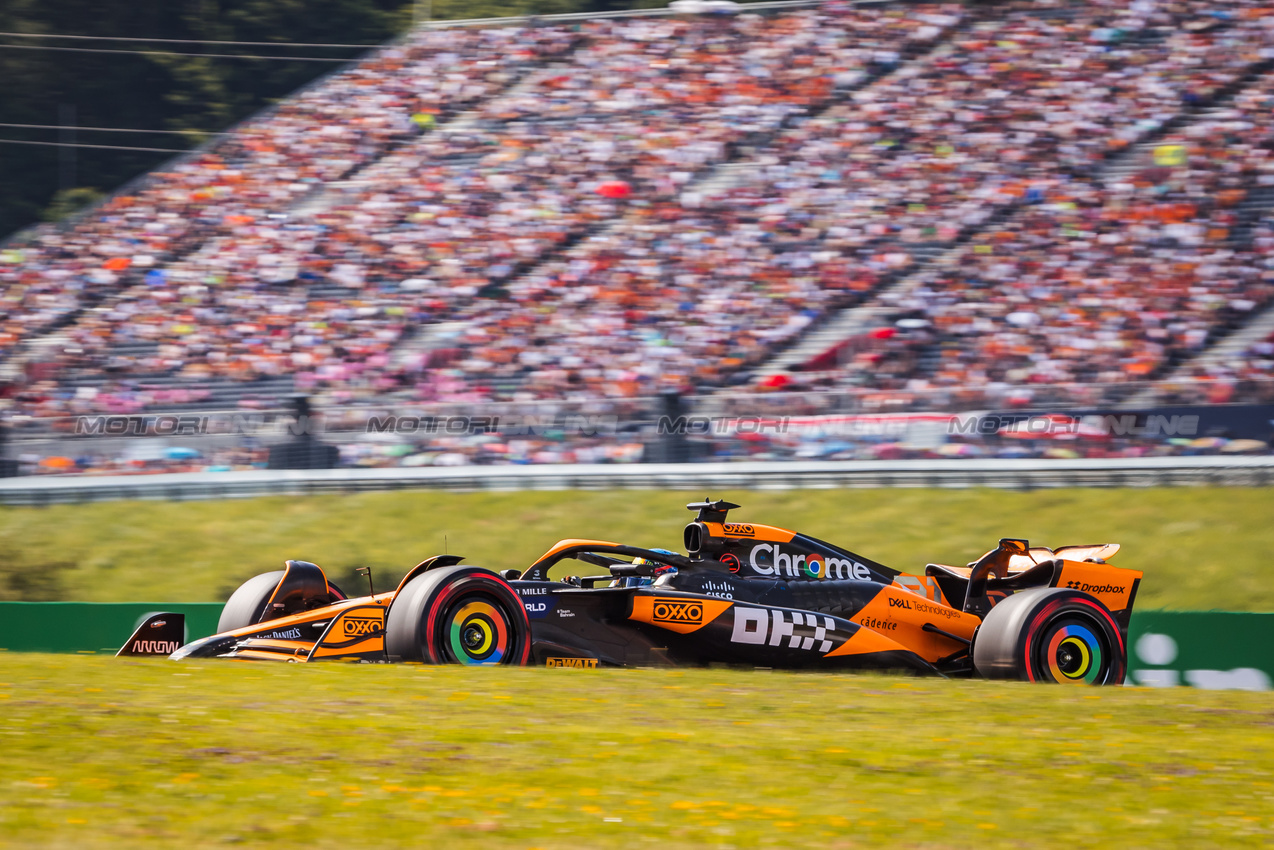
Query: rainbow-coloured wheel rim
444 598 510 665
1041 622 1104 684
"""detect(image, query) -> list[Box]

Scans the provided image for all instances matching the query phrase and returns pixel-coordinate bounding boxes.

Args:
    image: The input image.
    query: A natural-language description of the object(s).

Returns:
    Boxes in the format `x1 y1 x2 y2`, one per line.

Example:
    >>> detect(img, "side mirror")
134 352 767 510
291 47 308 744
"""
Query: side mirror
999 538 1029 553
609 562 657 579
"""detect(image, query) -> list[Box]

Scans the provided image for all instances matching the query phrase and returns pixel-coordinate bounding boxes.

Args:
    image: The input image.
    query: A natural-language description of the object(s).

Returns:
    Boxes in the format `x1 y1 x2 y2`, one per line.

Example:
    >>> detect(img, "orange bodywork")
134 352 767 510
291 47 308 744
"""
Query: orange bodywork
849 584 981 663
700 522 796 544
1052 560 1140 616
824 624 914 658
532 538 624 564
629 596 734 635
882 546 1141 663
216 593 394 662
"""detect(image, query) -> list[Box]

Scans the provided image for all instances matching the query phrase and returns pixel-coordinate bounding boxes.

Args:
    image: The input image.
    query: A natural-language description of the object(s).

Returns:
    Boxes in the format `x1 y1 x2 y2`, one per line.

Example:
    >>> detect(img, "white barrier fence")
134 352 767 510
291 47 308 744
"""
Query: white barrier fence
0 456 1270 504
421 0 829 28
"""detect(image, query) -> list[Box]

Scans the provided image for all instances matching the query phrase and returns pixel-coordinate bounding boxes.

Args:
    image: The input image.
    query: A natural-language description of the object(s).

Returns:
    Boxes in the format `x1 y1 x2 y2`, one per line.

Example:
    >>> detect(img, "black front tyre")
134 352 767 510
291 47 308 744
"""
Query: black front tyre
385 566 531 665
217 570 345 633
217 571 286 633
972 587 1126 685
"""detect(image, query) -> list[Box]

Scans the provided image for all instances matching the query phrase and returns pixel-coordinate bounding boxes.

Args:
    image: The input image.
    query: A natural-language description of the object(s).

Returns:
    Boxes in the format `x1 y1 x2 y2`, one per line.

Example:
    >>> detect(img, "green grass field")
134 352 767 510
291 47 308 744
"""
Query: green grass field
0 656 1270 848
1 487 1271 609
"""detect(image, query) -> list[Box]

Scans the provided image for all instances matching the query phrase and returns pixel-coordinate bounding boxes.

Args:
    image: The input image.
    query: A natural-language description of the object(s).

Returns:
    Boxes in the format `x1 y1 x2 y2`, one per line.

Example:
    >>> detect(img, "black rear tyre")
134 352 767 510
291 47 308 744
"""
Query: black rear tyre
385 566 530 665
972 587 1126 685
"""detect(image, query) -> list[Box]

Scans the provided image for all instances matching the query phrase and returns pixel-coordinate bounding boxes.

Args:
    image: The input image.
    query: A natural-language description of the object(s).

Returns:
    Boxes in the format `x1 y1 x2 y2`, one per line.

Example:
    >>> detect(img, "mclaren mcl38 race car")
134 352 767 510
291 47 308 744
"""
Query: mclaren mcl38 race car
121 501 1142 684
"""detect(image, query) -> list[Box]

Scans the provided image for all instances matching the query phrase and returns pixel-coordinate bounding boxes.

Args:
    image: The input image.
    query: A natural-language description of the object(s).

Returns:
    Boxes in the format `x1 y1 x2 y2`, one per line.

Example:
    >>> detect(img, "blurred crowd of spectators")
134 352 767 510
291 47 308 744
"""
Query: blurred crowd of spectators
4 3 961 419
1159 326 1274 405
1 0 1274 473
0 27 579 368
427 0 1274 404
762 65 1274 413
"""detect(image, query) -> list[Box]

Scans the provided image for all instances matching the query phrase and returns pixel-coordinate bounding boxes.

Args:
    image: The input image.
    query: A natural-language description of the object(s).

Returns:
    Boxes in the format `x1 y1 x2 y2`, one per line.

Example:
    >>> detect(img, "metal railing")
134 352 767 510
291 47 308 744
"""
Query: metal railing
0 456 1270 504
418 0 827 28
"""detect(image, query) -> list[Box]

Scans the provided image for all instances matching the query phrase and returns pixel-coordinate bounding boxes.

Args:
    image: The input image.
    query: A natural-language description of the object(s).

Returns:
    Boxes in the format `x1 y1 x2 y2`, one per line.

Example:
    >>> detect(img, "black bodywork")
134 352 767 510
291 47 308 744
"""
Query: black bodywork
509 530 944 675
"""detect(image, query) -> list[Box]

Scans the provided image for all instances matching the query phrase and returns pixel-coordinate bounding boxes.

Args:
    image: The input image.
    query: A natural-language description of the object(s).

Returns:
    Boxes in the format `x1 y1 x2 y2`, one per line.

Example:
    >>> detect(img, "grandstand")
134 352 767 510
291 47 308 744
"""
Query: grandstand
2 0 1274 471
747 39 1274 414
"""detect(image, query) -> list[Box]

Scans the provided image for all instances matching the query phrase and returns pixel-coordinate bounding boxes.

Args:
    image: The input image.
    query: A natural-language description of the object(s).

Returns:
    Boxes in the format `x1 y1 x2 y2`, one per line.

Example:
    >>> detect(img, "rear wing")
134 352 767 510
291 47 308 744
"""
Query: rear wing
116 613 185 657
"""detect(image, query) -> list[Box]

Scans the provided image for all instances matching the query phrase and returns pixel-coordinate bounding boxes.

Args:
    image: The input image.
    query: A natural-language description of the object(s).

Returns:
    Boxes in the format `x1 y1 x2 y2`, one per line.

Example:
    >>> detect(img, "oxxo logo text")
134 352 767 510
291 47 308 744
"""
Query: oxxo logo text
342 617 380 638
1065 581 1124 595
652 599 704 625
749 544 872 580
130 640 179 654
723 523 755 537
545 657 599 669
731 608 837 653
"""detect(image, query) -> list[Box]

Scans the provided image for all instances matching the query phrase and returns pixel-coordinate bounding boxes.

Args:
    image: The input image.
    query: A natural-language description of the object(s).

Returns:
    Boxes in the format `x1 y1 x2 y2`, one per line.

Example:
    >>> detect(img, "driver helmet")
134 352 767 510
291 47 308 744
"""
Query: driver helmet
613 548 679 588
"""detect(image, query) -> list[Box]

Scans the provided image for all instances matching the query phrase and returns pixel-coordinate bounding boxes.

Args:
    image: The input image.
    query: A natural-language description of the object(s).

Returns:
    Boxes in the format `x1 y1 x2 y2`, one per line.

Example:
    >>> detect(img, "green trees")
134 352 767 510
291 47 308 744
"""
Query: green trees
0 0 607 238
